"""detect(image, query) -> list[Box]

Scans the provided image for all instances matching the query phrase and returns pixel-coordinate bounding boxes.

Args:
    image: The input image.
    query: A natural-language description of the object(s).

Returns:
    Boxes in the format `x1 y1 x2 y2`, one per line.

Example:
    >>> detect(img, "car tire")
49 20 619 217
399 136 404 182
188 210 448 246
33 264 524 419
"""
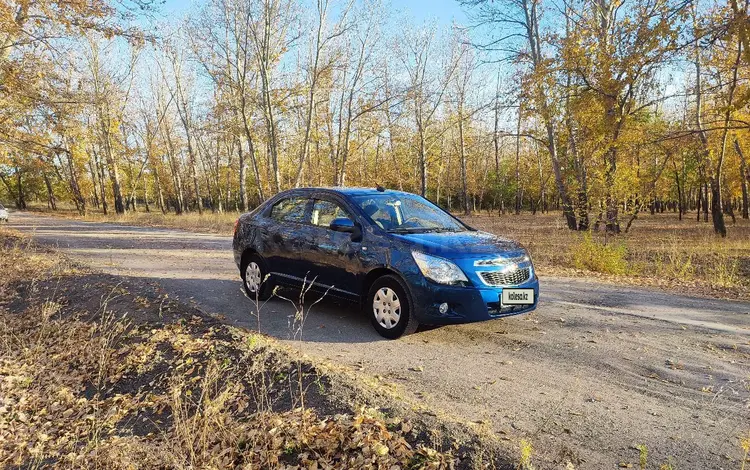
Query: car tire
241 253 273 301
367 275 419 339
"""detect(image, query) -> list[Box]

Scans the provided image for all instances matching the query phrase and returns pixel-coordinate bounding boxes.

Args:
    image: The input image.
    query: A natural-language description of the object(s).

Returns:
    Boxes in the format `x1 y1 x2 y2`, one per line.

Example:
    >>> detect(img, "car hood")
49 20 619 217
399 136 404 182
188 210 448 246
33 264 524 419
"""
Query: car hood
391 230 524 259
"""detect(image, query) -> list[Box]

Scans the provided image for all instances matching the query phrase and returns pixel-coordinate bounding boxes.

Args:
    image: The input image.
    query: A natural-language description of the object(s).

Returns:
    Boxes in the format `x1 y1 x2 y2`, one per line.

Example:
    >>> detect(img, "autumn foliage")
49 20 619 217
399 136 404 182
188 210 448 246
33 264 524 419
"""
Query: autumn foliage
0 0 749 239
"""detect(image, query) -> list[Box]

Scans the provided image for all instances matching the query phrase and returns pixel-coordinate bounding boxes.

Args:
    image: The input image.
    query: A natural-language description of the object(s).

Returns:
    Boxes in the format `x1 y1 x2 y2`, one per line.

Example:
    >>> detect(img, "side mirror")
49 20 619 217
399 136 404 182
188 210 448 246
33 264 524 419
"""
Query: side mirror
330 217 362 242
330 217 355 233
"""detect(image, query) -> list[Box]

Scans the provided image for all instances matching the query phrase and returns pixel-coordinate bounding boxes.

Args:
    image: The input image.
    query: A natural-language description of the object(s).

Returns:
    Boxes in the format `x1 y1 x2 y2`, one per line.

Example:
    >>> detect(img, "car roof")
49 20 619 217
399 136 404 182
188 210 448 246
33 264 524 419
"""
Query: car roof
295 187 413 198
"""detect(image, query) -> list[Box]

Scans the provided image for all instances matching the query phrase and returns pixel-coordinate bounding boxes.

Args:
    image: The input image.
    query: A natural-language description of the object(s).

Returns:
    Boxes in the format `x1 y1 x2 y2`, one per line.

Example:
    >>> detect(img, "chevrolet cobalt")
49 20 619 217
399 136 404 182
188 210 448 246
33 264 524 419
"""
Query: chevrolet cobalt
233 188 539 339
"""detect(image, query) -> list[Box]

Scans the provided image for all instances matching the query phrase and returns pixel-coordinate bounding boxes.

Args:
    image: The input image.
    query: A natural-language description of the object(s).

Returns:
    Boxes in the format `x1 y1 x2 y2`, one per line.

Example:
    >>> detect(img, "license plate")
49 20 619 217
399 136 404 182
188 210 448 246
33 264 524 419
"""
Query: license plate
501 288 534 305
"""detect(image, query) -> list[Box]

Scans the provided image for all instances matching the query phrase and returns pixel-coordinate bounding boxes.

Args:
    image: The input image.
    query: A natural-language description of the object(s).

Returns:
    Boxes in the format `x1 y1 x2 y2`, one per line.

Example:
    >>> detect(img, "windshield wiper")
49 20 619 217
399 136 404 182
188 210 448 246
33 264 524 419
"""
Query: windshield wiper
388 227 458 234
387 227 430 234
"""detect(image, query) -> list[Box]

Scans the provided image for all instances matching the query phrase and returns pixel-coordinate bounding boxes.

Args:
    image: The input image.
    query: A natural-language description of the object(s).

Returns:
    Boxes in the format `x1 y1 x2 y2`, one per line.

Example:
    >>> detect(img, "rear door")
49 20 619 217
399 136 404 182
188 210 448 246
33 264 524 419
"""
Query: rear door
304 197 363 299
262 196 314 287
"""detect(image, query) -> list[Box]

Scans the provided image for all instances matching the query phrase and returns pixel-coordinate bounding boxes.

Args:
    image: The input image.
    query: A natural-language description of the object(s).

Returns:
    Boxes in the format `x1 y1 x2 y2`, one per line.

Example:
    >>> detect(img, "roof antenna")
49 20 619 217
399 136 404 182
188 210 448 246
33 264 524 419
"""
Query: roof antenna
376 184 386 192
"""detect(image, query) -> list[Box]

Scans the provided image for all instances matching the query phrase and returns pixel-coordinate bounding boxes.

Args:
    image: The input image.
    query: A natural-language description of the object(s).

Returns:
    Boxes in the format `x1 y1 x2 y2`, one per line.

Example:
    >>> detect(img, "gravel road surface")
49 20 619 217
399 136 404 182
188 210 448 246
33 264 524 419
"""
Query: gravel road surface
9 212 750 469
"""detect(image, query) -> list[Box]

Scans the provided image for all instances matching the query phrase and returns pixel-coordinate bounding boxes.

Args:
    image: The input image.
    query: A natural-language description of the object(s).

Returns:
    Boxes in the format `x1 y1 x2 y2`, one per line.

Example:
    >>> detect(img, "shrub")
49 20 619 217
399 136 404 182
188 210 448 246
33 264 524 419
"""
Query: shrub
705 251 740 288
652 238 695 280
570 232 629 275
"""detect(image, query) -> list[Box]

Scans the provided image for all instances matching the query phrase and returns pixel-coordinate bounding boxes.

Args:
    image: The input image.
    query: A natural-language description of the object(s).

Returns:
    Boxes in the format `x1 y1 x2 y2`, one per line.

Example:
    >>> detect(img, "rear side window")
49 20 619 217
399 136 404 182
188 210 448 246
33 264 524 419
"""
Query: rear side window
270 197 308 223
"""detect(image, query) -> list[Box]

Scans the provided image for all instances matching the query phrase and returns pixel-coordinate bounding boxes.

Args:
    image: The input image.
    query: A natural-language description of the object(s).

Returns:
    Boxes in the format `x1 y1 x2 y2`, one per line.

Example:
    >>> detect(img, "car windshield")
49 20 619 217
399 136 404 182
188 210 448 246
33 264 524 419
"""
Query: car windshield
353 194 468 233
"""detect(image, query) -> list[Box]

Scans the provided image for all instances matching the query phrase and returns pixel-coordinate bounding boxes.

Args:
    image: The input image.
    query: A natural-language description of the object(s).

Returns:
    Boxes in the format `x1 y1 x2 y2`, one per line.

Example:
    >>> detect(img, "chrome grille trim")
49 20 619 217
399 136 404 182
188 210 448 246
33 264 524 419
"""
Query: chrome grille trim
478 267 531 287
474 255 528 266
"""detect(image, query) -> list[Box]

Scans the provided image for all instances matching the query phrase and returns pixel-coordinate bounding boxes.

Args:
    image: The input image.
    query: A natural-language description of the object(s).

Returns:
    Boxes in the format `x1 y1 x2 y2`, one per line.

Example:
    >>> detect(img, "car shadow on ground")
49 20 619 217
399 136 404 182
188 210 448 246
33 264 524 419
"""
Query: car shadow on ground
123 275 387 344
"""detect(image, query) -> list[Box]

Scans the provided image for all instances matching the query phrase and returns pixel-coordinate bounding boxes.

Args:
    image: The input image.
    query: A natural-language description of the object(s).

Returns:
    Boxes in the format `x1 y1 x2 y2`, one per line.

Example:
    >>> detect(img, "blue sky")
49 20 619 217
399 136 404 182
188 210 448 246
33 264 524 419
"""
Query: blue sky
395 0 468 24
161 0 468 25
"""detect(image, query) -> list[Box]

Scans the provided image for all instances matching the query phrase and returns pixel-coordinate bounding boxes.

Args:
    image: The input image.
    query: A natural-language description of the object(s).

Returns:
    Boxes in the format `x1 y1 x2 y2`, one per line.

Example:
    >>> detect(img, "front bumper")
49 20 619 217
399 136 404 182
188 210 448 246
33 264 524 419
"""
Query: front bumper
409 276 539 325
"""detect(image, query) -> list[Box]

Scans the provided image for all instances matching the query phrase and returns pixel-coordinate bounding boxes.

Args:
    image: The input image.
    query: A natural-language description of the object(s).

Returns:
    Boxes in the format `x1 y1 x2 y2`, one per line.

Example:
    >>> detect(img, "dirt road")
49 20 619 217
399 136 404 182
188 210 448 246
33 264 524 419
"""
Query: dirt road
9 212 750 469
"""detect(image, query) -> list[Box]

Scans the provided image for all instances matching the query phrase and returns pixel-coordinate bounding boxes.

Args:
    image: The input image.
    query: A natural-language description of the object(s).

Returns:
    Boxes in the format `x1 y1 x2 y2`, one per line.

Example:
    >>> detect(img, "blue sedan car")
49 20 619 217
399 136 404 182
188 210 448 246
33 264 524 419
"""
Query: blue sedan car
233 187 539 338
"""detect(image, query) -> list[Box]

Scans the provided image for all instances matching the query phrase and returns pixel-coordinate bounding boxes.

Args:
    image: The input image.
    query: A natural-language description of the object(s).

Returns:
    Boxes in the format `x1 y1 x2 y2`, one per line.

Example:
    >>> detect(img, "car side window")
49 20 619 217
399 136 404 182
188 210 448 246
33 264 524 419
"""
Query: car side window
357 198 398 230
310 199 351 228
270 197 309 223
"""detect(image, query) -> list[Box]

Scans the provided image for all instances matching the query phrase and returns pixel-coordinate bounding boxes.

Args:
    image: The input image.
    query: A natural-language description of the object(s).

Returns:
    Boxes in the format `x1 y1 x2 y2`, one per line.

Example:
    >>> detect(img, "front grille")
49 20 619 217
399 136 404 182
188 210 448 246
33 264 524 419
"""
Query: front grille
479 267 531 286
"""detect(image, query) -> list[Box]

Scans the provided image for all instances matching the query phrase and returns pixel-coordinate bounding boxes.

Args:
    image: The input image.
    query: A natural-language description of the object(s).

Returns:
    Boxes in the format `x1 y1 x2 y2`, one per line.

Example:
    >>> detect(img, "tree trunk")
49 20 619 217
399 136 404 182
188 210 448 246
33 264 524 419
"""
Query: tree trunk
173 71 203 215
458 104 470 215
734 139 749 219
493 70 501 176
154 166 166 214
63 149 86 215
106 154 124 214
419 128 428 197
15 167 26 210
257 8 281 194
43 172 57 211
239 102 264 205
88 157 100 209
514 110 521 215
673 160 683 220
94 149 108 215
523 0 577 229
603 97 621 234
99 116 124 214
162 125 185 214
293 0 326 188
693 27 741 237
703 181 709 222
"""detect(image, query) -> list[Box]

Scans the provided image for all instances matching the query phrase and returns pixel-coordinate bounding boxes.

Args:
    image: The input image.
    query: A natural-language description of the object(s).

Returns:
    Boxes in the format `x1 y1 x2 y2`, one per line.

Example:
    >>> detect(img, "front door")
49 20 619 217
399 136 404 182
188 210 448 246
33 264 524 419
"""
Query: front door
304 198 363 299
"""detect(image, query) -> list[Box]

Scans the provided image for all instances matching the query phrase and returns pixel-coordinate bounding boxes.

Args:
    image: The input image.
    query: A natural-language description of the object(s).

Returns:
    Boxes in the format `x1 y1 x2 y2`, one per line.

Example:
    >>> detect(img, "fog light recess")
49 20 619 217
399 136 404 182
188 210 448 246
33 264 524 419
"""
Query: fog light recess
438 303 449 314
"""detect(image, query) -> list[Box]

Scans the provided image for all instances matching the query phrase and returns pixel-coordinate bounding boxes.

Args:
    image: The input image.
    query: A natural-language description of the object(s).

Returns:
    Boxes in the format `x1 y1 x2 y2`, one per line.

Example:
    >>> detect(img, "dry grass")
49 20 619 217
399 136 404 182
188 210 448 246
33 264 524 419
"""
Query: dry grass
27 202 240 234
3 227 748 469
0 229 453 469
465 212 750 299
25 203 750 299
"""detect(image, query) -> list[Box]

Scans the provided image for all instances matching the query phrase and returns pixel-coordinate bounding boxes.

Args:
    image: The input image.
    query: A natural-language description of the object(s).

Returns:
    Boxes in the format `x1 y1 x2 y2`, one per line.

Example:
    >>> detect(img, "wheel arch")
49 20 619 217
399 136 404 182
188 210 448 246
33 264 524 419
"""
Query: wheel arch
362 266 411 301
240 248 264 276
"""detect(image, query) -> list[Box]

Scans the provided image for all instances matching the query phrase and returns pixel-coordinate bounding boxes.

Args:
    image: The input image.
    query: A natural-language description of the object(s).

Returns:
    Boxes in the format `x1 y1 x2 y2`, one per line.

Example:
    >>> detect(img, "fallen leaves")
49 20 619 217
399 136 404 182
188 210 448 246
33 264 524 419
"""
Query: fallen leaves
0 236 454 469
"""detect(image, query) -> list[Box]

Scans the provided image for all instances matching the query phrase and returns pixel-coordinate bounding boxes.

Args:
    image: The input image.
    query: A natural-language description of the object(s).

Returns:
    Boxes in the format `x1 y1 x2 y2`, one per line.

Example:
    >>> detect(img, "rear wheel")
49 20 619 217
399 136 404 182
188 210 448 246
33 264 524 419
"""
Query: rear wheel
241 254 273 301
367 275 419 339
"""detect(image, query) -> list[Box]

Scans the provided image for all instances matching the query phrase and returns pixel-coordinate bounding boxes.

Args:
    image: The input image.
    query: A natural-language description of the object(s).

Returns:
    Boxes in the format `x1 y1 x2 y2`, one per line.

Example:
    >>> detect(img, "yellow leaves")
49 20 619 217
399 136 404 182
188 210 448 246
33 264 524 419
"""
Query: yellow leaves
0 235 453 469
373 442 390 456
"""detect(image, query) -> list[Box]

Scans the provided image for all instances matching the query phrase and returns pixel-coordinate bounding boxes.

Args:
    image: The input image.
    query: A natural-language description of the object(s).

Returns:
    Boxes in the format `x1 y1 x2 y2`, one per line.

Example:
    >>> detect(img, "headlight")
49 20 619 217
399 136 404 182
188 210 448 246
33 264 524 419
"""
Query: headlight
412 251 469 285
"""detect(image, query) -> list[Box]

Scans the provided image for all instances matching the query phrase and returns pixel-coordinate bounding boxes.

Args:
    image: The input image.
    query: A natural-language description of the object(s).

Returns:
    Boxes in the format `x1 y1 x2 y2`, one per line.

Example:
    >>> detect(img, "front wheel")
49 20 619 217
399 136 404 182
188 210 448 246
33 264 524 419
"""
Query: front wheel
241 254 273 301
367 275 419 339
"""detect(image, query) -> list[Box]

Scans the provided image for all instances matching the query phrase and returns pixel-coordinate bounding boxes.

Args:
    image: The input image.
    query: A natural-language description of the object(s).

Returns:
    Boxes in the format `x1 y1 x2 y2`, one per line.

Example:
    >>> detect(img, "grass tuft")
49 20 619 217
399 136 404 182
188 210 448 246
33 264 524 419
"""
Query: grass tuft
570 232 629 275
518 438 534 470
